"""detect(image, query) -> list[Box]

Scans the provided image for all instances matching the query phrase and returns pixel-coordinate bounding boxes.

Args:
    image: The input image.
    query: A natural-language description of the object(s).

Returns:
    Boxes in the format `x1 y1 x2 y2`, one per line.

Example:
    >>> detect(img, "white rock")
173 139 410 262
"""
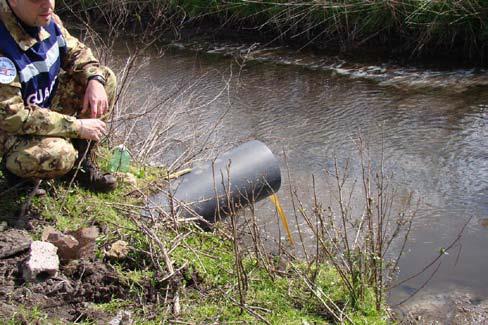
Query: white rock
114 172 137 187
23 241 59 282
109 310 133 325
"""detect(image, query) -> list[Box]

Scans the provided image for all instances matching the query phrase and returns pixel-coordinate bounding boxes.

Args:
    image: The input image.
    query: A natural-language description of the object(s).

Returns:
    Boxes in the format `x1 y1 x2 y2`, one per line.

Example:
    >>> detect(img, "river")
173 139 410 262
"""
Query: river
124 45 488 317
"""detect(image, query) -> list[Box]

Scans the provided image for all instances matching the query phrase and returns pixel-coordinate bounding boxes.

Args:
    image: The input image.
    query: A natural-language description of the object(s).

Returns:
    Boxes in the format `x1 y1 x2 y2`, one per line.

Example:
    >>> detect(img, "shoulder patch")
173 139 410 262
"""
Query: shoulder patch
0 57 16 84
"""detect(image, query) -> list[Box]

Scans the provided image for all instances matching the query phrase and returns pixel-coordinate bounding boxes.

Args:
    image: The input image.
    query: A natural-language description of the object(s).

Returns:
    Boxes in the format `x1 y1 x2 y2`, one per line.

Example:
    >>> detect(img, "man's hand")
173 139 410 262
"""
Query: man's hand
81 79 108 118
76 119 107 141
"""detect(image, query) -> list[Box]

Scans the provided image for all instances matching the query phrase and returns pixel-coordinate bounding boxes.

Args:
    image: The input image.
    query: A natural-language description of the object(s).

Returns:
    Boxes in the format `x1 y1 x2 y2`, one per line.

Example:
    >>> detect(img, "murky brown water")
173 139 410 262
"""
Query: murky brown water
130 47 488 309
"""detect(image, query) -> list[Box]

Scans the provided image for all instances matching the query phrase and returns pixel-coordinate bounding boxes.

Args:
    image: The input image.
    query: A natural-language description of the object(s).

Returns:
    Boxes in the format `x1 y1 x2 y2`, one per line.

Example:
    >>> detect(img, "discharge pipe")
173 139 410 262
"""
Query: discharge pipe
160 140 282 223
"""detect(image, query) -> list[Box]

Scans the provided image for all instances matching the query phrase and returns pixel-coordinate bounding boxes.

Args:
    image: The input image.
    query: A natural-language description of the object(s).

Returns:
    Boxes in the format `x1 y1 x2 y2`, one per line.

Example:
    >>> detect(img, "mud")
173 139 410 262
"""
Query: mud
396 290 488 324
0 228 128 323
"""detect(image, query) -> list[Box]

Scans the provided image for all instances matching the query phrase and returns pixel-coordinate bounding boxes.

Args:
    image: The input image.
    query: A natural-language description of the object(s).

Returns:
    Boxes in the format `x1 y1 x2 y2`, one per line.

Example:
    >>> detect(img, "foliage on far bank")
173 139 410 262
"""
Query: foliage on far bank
61 0 488 64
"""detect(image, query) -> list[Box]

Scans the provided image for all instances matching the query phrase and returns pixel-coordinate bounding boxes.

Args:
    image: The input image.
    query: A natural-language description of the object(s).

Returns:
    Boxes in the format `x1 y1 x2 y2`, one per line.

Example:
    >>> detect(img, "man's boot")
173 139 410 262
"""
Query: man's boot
68 140 117 193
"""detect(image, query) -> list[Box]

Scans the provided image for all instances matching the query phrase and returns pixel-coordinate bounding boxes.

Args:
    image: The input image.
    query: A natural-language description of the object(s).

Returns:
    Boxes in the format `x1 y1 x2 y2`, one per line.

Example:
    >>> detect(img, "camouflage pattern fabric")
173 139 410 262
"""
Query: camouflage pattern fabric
51 66 117 120
3 68 116 179
4 136 77 179
0 0 117 179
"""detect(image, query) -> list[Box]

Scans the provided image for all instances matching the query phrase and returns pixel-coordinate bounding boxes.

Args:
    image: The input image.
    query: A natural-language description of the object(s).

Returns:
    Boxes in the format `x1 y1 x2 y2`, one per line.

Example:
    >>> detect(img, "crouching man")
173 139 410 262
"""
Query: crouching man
0 0 117 192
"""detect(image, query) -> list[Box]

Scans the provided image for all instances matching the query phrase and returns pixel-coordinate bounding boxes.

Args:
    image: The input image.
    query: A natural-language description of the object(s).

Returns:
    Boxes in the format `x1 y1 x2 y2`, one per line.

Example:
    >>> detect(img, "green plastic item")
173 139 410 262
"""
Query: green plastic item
109 145 131 173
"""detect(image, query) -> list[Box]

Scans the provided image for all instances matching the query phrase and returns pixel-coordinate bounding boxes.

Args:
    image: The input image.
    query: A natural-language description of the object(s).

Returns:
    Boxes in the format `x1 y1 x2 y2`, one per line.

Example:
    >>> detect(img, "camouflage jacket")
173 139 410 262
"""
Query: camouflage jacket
0 0 103 154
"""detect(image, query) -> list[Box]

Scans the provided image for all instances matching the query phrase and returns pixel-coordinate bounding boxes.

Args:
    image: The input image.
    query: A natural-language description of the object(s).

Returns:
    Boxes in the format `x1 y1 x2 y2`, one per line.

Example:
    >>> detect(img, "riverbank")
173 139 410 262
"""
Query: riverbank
0 157 389 323
1 1 482 322
61 0 488 65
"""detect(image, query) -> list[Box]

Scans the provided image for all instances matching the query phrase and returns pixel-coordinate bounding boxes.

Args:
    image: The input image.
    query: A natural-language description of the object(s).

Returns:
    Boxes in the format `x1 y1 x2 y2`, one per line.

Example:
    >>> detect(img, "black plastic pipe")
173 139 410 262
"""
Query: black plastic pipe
147 140 281 223
173 140 281 222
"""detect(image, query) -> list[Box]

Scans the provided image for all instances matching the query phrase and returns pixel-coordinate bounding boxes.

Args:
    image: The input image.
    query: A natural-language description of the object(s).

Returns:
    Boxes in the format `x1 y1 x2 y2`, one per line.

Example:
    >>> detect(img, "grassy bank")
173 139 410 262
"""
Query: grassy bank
62 0 488 64
0 158 389 324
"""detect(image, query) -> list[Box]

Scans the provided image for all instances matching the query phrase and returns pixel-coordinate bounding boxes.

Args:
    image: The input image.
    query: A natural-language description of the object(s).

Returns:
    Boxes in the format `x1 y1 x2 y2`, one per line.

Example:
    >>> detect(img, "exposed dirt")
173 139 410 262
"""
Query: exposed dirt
0 227 129 323
396 290 488 324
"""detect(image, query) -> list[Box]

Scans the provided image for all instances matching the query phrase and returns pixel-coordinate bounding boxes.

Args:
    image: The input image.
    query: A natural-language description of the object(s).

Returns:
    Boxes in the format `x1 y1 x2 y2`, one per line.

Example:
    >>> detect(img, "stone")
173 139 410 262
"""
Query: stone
41 226 56 241
69 226 99 260
106 240 129 259
23 241 59 282
108 310 133 325
42 227 79 262
114 172 137 187
0 229 31 259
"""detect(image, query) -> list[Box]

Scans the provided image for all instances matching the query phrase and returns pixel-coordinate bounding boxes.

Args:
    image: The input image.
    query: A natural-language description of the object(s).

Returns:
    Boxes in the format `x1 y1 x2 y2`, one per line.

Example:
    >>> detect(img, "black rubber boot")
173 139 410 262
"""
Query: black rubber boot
68 140 117 193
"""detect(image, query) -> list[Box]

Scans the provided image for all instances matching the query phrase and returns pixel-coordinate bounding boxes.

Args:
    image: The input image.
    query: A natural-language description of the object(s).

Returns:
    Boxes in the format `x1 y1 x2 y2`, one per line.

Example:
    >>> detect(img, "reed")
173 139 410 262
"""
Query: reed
60 0 488 62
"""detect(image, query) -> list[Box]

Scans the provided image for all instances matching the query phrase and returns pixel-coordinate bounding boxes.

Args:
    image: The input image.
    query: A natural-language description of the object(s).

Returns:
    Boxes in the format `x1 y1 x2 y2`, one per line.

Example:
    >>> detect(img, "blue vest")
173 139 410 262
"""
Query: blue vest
0 20 67 108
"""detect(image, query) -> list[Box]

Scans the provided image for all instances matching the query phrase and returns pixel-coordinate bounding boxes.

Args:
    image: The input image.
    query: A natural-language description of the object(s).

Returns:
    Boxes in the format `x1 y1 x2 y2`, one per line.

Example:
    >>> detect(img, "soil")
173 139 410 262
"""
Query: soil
395 290 488 324
0 227 128 323
1 196 486 323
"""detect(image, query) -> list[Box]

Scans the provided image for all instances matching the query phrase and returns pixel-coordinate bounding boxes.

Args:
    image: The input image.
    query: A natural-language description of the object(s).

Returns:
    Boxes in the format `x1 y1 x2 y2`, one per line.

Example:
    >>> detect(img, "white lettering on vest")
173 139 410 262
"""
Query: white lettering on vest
26 75 58 106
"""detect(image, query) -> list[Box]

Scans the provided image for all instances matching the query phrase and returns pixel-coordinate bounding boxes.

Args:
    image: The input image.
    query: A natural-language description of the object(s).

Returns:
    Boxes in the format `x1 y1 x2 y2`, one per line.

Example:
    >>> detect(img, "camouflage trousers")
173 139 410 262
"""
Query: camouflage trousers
3 67 116 180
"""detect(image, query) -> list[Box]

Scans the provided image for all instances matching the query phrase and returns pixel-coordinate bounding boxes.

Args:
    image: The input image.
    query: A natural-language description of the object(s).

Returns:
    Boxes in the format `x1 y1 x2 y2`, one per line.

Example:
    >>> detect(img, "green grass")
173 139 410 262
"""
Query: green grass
0 150 390 324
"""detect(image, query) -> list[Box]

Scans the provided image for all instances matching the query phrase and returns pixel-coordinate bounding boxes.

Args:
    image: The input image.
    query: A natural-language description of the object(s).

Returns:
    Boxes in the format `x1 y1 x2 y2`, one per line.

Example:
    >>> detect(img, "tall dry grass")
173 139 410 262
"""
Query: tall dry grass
61 0 488 62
